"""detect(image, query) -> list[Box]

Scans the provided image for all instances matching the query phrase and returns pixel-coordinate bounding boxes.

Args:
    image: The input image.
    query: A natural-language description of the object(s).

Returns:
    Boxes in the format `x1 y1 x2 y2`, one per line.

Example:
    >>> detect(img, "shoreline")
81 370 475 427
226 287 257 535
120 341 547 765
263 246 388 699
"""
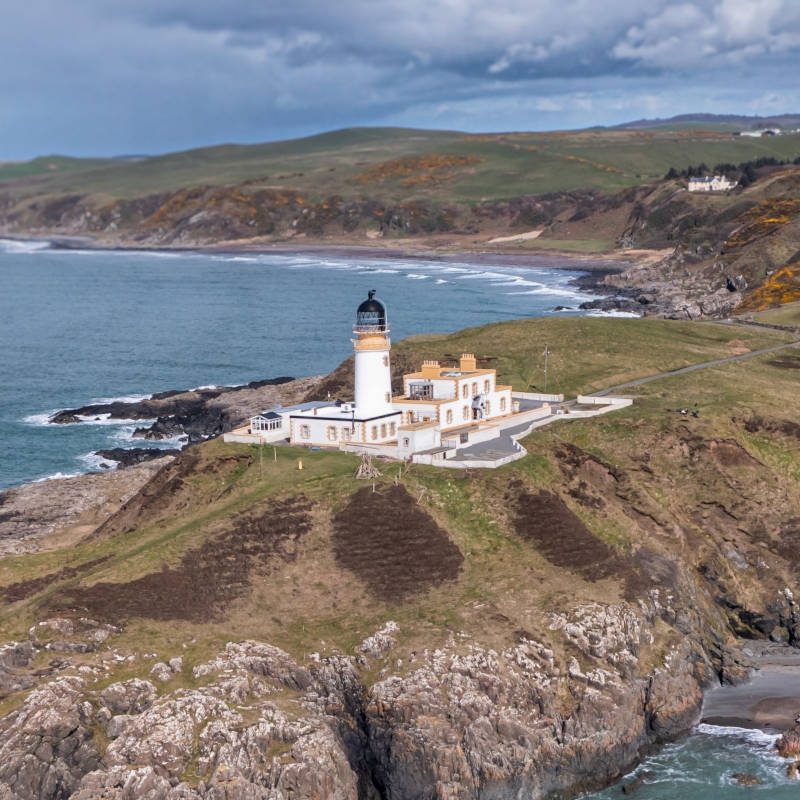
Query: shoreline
0 231 659 273
701 641 800 733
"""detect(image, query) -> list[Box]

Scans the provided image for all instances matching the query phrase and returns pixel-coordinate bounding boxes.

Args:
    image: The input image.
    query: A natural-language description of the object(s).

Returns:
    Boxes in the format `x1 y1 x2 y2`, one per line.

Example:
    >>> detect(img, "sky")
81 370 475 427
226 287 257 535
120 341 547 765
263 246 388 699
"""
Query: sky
1 0 799 159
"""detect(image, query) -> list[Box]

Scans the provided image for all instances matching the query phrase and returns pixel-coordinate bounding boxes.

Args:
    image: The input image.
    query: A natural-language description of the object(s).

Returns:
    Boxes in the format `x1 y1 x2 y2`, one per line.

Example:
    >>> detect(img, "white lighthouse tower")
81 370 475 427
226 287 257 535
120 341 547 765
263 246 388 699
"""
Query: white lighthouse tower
353 290 393 416
283 290 401 446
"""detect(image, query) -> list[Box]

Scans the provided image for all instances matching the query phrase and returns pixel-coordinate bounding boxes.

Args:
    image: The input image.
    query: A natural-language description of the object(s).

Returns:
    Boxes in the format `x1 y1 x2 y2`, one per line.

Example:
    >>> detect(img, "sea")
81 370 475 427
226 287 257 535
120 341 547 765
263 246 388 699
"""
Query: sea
0 237 611 489
1 238 796 792
581 724 797 798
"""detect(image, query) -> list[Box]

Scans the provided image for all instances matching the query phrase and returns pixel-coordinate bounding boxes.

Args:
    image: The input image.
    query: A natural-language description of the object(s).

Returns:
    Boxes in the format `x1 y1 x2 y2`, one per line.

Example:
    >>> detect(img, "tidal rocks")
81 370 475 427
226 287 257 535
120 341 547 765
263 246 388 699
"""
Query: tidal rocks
777 725 800 758
49 376 315 444
95 448 174 468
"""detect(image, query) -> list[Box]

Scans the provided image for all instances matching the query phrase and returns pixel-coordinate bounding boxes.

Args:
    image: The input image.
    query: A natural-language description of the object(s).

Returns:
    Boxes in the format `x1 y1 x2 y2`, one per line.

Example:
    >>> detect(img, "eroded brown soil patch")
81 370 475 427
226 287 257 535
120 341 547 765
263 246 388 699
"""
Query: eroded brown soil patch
47 496 312 622
739 414 800 439
332 485 463 601
765 355 800 370
3 556 111 603
509 484 621 582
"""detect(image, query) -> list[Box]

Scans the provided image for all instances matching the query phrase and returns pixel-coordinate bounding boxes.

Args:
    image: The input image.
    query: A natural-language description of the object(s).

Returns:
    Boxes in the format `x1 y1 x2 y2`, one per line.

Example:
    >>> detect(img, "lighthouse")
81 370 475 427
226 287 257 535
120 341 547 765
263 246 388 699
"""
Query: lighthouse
353 290 393 417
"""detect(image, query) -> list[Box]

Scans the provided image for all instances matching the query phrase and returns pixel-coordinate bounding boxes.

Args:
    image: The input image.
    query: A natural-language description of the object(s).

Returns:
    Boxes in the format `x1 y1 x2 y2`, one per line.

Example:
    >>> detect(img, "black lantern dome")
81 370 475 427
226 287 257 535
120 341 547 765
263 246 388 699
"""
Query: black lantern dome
355 289 388 332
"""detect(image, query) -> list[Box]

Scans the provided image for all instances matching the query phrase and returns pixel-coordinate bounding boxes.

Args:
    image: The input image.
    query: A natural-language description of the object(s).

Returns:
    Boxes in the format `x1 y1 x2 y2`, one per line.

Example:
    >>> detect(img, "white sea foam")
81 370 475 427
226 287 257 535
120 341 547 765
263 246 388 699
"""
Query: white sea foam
78 452 118 471
358 268 400 274
435 279 448 284
457 270 512 281
406 273 429 280
75 413 153 426
492 277 546 288
33 471 81 483
695 723 781 748
23 411 58 426
190 384 218 391
90 393 152 404
0 238 50 254
505 287 588 298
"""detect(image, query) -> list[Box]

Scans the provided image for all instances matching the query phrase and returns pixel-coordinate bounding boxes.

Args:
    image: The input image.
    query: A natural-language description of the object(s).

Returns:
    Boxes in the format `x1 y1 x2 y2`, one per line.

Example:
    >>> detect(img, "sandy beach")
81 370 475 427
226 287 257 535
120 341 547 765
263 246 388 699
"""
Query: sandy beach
702 642 800 731
4 232 652 273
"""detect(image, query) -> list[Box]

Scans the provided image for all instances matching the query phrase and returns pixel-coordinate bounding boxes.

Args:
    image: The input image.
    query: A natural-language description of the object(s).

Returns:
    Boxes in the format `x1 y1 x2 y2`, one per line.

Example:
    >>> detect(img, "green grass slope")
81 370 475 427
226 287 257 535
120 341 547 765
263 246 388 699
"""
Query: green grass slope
0 316 797 678
3 126 800 203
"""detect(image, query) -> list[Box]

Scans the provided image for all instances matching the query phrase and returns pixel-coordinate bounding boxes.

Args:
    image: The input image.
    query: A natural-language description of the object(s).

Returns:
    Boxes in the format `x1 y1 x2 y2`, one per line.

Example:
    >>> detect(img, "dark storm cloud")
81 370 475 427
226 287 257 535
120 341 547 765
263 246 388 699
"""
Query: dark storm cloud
1 1 799 158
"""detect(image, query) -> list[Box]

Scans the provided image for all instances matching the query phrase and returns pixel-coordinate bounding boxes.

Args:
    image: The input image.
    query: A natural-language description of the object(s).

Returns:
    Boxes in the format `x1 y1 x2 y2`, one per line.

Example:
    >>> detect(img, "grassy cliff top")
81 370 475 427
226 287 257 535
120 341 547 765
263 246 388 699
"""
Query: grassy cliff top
1 315 798 694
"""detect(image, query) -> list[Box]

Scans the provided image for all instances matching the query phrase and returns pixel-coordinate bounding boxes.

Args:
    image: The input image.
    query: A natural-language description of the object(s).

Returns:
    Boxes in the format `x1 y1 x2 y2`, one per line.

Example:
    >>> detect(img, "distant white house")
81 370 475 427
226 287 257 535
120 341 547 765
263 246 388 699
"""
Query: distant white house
738 128 781 138
688 175 736 192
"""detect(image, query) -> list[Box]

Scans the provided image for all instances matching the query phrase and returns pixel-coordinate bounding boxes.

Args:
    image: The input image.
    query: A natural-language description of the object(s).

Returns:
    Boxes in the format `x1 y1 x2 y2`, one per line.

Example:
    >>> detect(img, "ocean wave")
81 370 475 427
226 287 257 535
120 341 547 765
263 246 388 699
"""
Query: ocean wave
504 287 590 298
435 279 448 284
33 470 81 483
0 238 50 254
406 273 429 280
358 268 400 274
90 393 152 404
695 723 781 748
78 452 118 471
490 277 544 288
457 270 512 281
75 413 155 426
23 411 58 426
212 254 259 263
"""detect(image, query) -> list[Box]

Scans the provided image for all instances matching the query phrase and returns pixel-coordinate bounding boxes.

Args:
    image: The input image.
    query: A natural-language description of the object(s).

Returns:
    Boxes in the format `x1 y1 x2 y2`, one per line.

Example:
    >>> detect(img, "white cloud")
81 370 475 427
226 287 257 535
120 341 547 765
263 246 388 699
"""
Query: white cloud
0 0 799 157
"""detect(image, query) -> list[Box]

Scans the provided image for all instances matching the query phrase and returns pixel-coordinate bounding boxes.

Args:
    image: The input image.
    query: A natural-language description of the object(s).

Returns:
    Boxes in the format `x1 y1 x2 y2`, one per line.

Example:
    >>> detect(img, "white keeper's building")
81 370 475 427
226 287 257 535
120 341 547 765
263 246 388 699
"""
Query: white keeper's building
224 290 519 458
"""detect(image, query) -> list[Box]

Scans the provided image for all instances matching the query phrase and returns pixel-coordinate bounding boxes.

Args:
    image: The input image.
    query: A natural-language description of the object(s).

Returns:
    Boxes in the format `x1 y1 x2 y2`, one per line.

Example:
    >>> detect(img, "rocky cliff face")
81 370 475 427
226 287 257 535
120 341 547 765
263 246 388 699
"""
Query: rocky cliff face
0 611 714 800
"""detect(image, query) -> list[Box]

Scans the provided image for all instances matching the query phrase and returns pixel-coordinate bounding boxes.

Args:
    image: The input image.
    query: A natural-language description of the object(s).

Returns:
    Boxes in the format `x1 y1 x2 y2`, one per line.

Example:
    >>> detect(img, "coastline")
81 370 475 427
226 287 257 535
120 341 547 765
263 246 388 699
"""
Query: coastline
702 641 800 732
0 230 661 273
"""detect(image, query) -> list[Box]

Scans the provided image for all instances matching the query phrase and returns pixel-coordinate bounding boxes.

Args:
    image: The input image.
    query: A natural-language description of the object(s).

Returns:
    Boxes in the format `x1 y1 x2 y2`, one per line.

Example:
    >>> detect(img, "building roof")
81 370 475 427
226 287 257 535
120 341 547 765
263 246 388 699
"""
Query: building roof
404 366 495 381
256 401 329 416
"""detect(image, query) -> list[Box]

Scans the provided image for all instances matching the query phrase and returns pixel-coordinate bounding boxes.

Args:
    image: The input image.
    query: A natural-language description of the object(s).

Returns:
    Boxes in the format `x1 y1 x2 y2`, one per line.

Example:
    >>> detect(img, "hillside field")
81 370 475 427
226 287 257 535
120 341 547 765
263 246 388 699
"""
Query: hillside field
2 126 800 203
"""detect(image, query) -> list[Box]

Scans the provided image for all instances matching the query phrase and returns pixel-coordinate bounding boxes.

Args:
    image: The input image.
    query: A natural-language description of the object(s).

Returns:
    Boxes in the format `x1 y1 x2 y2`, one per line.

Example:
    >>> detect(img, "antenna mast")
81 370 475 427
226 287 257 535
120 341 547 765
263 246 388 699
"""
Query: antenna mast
543 343 551 393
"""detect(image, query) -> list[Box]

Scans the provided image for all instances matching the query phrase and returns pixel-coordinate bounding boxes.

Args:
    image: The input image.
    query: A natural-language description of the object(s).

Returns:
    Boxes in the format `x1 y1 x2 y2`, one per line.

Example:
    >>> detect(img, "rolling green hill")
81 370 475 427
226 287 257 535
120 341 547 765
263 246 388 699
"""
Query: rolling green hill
2 126 800 202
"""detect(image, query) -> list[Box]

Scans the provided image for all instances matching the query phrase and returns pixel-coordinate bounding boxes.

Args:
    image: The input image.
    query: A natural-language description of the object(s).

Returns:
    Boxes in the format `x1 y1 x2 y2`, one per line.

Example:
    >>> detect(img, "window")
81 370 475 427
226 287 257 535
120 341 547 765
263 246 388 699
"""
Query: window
389 422 396 436
409 382 433 400
342 427 352 441
326 426 337 441
500 397 507 412
402 437 410 448
385 392 391 403
485 400 491 417
471 382 478 396
380 423 387 438
462 384 468 399
300 424 310 440
382 355 389 367
462 405 470 421
445 409 452 424
483 379 490 393
371 425 378 441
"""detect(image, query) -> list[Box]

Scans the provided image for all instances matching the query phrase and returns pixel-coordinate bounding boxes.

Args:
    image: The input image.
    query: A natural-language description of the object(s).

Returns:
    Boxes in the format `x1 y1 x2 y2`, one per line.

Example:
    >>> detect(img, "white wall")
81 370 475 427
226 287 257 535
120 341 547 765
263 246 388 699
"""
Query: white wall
397 425 440 458
354 346 393 417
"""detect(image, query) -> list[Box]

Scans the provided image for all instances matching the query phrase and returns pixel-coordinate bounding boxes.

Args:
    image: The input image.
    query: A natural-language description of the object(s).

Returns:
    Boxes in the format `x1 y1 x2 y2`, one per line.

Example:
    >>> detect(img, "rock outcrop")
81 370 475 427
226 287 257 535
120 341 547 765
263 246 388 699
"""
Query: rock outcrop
0 610 713 800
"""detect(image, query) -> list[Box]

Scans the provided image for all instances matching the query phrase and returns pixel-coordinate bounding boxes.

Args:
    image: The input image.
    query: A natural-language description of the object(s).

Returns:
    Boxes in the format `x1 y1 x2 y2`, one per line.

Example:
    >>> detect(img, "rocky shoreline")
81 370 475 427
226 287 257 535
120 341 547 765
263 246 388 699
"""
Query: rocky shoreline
48 376 318 444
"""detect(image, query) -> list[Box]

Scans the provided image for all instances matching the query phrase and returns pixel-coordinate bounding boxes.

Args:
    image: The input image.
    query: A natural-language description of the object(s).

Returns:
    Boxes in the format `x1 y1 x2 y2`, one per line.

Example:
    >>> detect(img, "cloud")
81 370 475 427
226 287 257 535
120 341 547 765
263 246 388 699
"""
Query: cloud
0 1 799 158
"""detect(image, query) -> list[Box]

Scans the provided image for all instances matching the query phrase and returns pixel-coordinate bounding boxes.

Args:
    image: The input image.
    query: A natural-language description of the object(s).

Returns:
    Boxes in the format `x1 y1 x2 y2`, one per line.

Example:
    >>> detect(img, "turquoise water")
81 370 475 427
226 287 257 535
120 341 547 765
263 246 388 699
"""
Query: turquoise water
0 238 608 488
582 724 797 799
